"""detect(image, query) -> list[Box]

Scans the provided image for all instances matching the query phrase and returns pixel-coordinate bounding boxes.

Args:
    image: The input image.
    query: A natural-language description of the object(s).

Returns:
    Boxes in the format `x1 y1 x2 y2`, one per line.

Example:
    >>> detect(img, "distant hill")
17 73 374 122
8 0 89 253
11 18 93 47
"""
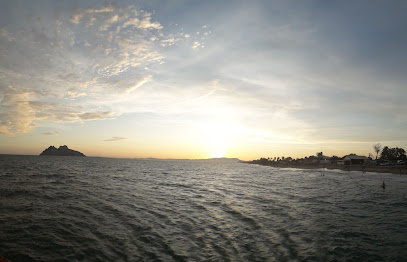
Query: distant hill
40 145 85 156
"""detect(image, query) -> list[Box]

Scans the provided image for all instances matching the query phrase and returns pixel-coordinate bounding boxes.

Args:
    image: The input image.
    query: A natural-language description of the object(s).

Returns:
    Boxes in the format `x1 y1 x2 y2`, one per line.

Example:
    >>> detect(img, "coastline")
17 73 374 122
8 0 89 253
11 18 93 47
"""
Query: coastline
248 163 407 175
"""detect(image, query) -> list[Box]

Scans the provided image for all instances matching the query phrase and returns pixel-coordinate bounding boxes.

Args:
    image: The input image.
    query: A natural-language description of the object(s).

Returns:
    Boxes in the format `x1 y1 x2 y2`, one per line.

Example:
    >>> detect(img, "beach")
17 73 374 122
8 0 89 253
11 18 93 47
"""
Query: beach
248 162 407 175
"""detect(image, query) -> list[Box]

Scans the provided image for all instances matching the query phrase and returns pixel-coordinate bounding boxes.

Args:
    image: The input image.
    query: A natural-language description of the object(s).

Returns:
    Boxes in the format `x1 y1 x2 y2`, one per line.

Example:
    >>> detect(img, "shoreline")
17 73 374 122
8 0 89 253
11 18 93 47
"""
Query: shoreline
247 163 407 175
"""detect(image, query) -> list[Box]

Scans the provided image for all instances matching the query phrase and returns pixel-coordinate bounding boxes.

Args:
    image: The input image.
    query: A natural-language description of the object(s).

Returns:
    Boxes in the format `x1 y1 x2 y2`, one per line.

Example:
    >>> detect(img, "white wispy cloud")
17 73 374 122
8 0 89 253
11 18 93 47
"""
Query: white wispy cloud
0 85 116 136
0 86 35 136
192 41 201 49
125 75 152 93
0 4 178 136
79 112 114 121
122 14 162 30
70 5 114 24
99 14 119 31
42 131 60 136
0 27 15 42
103 136 127 142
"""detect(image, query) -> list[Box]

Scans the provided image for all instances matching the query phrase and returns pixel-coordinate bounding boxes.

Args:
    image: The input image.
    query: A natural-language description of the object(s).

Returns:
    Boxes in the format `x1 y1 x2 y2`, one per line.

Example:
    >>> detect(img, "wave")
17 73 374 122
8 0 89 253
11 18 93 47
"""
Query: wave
0 156 407 261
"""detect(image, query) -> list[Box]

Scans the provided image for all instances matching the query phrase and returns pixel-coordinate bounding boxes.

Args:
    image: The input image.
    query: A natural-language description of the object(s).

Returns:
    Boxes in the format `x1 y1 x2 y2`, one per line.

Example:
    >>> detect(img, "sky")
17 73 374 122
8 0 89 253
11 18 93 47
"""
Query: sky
1 0 407 160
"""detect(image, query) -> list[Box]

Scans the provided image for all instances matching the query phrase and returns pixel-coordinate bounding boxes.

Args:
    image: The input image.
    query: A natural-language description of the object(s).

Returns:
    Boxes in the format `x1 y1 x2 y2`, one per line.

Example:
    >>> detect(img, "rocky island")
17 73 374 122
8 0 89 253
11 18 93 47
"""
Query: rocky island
40 145 85 156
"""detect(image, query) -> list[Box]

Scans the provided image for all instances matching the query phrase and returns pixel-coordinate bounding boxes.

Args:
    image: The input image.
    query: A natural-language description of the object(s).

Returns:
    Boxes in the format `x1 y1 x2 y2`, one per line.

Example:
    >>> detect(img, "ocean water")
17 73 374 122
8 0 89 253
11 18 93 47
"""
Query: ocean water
1 156 407 262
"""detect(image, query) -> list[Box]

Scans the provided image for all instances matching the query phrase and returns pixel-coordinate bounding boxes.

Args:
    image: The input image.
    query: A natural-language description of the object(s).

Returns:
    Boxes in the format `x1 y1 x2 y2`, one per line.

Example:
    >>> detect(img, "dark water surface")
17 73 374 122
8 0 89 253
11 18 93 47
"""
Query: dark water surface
1 156 407 261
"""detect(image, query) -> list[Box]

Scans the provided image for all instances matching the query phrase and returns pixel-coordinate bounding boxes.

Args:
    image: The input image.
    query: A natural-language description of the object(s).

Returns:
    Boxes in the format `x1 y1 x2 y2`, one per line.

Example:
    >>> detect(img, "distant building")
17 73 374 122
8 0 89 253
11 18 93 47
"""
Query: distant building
320 158 331 164
317 152 331 164
342 154 370 165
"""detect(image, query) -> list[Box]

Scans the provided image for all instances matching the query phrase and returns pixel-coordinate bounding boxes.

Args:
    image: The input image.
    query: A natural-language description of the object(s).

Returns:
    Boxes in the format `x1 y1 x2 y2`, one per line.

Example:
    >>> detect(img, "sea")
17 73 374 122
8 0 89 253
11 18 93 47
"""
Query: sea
1 155 407 262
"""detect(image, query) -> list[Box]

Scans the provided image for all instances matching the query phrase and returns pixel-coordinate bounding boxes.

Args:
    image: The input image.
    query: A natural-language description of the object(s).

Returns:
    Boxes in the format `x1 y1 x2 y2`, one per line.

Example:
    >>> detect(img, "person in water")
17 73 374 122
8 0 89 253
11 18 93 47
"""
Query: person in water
382 181 385 189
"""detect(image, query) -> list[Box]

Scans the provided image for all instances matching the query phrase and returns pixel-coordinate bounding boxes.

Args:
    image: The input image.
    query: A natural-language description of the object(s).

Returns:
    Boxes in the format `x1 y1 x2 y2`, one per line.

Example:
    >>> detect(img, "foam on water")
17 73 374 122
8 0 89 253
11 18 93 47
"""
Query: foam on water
1 156 406 261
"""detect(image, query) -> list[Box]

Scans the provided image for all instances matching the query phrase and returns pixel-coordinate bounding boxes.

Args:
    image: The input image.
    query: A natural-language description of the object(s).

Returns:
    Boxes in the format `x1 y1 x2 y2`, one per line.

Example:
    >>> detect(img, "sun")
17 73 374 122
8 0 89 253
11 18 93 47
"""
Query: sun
210 150 225 159
209 145 225 158
197 117 242 159
204 128 227 158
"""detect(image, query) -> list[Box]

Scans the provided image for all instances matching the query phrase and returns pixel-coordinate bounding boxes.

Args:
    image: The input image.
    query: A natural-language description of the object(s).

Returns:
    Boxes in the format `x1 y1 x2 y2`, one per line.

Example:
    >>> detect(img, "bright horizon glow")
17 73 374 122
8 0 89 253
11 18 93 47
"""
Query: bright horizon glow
197 114 243 159
1 1 407 160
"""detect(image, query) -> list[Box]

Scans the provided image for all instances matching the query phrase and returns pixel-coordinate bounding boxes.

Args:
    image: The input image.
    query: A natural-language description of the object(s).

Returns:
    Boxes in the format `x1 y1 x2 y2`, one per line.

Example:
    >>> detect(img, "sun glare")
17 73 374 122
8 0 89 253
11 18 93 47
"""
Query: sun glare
210 150 225 159
198 116 243 159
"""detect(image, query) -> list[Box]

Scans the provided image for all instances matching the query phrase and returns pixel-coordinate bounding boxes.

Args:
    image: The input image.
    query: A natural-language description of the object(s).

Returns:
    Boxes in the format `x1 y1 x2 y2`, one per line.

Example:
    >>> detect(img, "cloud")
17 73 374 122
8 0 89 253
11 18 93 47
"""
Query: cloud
99 14 119 31
0 84 116 136
79 111 114 121
0 86 35 136
123 14 162 30
70 5 114 24
0 27 15 42
70 14 82 24
126 75 152 93
66 88 87 98
192 41 201 49
4 0 405 153
138 15 163 29
103 136 127 142
0 4 176 136
31 101 116 123
42 131 60 136
28 101 85 122
161 38 176 47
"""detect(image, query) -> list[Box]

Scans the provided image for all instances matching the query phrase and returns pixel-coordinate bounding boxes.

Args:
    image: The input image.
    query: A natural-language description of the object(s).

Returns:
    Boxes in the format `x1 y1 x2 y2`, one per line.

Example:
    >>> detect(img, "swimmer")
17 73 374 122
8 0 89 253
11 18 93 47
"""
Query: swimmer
382 181 385 189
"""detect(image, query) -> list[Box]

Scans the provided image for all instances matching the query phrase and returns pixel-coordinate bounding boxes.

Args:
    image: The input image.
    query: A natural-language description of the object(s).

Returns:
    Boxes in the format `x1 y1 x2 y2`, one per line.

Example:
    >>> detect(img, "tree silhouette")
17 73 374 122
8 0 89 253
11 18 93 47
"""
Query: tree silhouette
380 146 406 161
373 143 382 160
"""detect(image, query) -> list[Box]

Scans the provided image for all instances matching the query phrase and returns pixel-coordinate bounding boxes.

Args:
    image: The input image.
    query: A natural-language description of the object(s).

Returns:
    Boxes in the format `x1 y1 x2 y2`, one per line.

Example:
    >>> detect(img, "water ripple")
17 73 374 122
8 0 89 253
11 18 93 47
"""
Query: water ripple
1 156 407 261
